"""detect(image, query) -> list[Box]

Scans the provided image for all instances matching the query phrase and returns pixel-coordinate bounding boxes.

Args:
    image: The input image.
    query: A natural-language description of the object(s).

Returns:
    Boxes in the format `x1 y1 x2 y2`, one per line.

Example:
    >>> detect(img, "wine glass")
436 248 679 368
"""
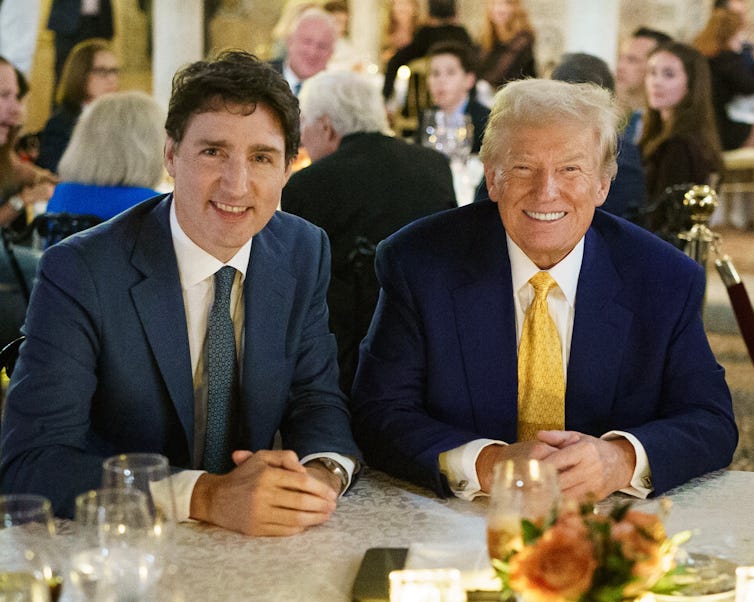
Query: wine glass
70 488 160 601
486 458 560 563
0 494 61 602
101 453 177 549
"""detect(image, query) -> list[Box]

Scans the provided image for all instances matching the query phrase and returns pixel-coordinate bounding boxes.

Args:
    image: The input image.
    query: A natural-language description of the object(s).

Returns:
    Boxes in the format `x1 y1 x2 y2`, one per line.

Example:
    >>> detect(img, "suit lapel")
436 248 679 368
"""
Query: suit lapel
239 221 296 447
452 216 519 441
566 225 633 430
129 197 195 458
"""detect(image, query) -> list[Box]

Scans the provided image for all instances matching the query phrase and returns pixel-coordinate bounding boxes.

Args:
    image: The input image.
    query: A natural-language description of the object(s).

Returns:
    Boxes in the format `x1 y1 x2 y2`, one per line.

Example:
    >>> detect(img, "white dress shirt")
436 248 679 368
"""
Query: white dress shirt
440 234 652 501
160 199 353 521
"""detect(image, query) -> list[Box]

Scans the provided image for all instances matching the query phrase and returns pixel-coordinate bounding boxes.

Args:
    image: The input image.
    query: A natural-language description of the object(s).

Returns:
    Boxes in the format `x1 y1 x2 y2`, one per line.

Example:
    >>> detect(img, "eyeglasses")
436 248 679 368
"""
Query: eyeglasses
89 67 120 77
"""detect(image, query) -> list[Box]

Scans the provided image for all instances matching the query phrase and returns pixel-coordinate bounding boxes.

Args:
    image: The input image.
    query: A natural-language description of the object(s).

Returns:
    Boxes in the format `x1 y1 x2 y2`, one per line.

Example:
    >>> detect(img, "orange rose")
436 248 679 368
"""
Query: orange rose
509 521 597 602
612 511 670 596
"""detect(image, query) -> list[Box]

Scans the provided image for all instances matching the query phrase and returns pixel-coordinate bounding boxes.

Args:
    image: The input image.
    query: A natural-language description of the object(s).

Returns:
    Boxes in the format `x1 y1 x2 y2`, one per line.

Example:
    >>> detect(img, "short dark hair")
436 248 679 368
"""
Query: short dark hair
551 52 615 92
427 40 477 74
165 50 300 164
714 0 730 7
428 0 456 20
632 26 673 46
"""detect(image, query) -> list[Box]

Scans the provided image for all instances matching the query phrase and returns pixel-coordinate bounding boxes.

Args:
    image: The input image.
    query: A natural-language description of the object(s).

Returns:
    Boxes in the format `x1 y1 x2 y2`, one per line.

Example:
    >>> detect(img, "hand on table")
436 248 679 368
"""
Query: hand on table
537 430 636 501
189 449 338 537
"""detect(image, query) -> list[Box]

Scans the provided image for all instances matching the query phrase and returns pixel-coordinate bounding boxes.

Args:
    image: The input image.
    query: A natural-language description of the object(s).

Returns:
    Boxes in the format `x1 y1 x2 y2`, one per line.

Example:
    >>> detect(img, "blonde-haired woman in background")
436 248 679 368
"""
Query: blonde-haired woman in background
477 0 536 91
380 0 421 67
46 90 166 221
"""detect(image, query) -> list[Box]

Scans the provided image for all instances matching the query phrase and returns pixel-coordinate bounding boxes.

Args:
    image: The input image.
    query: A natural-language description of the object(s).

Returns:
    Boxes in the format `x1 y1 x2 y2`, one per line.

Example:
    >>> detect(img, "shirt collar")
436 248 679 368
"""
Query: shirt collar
169 195 252 288
507 234 584 307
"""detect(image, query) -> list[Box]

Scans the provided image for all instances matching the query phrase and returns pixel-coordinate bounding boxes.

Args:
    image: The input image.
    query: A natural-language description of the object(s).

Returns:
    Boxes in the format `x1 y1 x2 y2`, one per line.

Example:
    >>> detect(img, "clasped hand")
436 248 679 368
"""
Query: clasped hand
476 430 636 501
190 449 340 537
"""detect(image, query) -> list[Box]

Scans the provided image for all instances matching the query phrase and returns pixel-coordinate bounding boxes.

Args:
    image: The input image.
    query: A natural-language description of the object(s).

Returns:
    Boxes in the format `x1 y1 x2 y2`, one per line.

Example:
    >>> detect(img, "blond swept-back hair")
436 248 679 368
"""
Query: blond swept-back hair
480 0 534 50
479 78 620 181
58 91 166 188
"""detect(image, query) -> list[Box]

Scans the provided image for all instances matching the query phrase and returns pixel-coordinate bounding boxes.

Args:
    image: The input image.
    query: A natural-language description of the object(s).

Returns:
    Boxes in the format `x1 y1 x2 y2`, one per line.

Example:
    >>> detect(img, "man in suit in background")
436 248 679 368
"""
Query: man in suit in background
268 7 337 96
282 70 456 394
351 78 737 502
47 0 114 86
1 51 360 537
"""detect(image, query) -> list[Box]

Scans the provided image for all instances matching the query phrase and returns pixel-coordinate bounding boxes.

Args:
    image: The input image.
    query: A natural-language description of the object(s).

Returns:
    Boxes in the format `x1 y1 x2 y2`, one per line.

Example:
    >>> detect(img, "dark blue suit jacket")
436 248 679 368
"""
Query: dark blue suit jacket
0 195 359 516
351 202 737 496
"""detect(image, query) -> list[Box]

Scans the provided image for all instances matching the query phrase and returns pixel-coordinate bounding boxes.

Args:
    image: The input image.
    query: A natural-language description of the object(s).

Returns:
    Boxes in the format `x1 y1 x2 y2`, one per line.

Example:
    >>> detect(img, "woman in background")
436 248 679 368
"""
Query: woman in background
640 42 723 238
380 0 421 67
46 91 165 221
477 0 536 91
36 38 119 173
694 8 754 150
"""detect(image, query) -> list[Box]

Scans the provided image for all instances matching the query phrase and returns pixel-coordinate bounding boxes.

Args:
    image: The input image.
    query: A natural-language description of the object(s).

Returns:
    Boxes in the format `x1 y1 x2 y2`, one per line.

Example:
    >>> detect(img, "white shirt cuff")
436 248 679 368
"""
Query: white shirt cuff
299 452 356 496
439 439 506 500
150 469 204 523
602 430 653 498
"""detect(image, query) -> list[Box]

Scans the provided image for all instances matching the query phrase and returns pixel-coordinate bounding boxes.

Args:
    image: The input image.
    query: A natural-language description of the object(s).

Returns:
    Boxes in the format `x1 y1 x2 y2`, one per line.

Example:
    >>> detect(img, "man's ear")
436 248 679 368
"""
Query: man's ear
164 137 177 178
484 164 501 202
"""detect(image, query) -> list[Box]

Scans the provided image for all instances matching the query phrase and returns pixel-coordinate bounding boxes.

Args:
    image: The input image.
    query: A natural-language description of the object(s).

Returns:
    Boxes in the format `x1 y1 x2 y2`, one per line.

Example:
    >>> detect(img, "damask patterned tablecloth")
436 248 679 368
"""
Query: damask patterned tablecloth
143 469 754 602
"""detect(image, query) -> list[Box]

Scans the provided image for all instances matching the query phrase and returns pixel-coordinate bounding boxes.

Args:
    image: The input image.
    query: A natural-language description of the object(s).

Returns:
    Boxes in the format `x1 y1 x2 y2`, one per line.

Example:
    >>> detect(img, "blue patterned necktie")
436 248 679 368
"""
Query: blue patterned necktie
203 266 238 473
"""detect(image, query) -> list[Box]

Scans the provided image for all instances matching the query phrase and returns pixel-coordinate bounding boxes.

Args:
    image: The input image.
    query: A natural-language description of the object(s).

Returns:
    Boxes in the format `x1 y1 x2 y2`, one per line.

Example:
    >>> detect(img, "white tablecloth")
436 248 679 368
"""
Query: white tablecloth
49 469 754 601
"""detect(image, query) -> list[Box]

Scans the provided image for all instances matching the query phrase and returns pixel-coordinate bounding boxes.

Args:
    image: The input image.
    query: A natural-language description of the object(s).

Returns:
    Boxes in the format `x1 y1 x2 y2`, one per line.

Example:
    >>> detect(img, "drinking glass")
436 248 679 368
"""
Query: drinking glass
101 453 177 548
421 110 474 166
0 494 61 602
69 488 160 601
486 458 560 563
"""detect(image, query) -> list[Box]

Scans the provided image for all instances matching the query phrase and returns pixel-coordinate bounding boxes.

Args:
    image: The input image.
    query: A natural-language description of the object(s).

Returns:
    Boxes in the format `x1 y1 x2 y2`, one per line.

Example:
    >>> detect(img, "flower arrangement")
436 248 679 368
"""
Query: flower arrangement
490 499 690 602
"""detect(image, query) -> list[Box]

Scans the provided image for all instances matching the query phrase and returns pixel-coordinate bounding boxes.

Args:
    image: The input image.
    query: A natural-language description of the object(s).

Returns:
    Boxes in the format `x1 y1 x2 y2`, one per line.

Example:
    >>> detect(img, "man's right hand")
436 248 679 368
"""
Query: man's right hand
189 450 338 537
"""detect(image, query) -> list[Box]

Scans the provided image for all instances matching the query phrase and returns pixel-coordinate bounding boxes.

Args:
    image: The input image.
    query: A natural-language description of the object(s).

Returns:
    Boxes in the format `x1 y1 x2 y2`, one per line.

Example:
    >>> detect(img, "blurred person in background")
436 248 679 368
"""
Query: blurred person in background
615 27 673 144
46 91 165 221
380 0 421 67
476 0 536 96
47 0 113 86
36 38 119 174
382 0 473 103
282 69 455 393
424 41 489 154
694 8 754 150
269 7 337 96
0 0 43 76
640 42 723 240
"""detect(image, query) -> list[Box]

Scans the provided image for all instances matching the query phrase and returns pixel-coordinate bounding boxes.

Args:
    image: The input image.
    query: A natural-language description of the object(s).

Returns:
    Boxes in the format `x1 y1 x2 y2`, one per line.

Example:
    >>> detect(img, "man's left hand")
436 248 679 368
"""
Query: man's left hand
537 431 636 501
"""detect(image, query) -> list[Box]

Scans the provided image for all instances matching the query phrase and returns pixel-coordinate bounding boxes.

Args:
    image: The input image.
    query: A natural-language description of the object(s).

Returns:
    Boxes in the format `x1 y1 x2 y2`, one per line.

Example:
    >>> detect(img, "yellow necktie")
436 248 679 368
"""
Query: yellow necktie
517 271 565 441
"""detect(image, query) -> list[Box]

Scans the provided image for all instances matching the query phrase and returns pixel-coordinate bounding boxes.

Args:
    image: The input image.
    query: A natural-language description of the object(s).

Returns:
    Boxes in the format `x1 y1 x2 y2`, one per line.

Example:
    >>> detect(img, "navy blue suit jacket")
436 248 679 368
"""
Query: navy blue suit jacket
351 202 737 496
0 195 359 516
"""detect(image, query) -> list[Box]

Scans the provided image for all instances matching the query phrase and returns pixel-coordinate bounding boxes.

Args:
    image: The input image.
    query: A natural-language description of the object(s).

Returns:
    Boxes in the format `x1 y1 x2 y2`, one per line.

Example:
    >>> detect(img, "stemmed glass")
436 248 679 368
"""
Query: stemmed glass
69 488 159 601
421 110 474 166
486 458 560 563
0 494 62 601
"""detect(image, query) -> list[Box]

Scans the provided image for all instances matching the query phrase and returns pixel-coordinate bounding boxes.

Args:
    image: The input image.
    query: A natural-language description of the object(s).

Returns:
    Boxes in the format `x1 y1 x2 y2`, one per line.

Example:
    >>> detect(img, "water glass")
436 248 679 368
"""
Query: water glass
101 453 177 547
0 494 61 601
70 488 161 601
421 109 474 165
487 458 560 562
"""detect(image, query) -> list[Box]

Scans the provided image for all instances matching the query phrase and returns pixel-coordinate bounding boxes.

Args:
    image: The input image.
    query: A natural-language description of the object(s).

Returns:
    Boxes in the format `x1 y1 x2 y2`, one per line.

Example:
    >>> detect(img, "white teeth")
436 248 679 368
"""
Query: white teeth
214 202 246 214
525 210 565 221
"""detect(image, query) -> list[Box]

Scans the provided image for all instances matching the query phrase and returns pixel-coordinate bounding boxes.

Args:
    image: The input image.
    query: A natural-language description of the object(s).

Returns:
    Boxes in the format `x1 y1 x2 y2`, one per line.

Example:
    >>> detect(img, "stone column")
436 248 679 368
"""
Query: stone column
152 0 204 109
349 0 381 68
563 0 620 70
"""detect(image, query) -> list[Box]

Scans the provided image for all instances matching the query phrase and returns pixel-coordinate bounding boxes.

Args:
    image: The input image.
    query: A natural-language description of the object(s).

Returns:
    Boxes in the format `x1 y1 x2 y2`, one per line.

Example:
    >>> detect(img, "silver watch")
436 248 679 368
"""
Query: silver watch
309 458 348 492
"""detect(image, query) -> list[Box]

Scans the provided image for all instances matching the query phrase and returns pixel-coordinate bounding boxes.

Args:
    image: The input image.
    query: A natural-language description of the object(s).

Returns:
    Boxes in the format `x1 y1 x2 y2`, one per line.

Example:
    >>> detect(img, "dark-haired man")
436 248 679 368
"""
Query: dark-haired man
1 51 360 537
615 27 672 142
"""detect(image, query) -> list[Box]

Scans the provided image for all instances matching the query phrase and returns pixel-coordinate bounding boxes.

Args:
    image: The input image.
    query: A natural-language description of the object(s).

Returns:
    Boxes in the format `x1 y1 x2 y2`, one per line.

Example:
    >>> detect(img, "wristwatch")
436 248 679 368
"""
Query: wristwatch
307 458 348 493
8 195 24 212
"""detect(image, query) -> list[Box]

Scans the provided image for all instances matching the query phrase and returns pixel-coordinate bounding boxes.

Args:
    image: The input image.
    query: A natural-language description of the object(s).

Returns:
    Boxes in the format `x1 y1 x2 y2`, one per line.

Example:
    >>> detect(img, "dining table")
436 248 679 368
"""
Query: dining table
45 467 754 601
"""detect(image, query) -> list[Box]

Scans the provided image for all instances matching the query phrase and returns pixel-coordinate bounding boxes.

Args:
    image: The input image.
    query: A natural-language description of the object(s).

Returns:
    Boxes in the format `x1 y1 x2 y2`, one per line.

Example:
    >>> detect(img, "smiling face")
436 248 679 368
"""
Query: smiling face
286 15 336 81
428 53 475 112
0 63 20 145
484 123 610 269
645 50 688 119
164 103 292 262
